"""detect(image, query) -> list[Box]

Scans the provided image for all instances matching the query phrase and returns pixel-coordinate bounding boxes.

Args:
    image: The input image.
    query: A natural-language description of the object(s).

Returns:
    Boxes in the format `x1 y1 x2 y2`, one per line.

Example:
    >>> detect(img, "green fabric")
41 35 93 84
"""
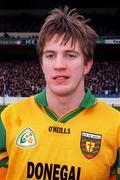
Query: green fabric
110 148 120 177
35 88 46 107
0 157 8 168
59 107 84 123
35 88 96 123
116 175 120 180
0 119 6 152
80 88 96 108
45 106 58 121
0 118 8 168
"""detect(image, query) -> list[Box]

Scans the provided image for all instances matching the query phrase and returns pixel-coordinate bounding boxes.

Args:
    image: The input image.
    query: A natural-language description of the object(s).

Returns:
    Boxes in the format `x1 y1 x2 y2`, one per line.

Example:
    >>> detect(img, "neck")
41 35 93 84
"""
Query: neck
46 87 85 117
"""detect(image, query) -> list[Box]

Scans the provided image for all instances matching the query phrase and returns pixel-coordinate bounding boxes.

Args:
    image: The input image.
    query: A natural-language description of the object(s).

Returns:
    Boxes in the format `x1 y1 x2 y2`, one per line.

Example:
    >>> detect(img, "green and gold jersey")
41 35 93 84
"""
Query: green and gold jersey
0 89 120 180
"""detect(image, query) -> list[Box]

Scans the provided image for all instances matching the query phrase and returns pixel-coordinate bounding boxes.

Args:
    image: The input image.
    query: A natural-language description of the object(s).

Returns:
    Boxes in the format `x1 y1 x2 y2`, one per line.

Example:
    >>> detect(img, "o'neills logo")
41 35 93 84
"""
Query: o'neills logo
27 162 81 179
48 126 70 134
80 131 102 159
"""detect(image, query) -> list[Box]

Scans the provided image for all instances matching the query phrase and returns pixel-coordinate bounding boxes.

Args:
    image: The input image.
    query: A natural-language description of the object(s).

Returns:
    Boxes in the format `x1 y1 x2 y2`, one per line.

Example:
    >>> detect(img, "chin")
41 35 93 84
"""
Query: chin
51 87 72 97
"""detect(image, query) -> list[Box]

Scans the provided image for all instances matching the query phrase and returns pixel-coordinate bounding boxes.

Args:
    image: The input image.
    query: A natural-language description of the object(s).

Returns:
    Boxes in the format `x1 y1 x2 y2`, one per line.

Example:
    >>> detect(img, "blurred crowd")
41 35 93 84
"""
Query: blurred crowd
85 61 120 97
0 59 119 97
0 59 45 97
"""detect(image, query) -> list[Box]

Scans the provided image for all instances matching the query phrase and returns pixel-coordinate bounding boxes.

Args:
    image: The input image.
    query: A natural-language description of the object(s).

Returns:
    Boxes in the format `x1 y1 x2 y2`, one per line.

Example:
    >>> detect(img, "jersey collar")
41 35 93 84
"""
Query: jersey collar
35 88 96 123
35 88 96 109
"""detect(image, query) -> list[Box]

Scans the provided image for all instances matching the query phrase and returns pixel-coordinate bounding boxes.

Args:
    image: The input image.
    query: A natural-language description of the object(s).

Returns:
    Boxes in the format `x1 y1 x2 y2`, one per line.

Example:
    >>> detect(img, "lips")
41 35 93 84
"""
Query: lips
53 75 69 80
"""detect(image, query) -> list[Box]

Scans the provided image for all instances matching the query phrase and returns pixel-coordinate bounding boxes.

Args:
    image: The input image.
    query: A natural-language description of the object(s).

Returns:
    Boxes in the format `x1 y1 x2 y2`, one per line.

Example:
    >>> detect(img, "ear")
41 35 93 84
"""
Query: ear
84 59 93 75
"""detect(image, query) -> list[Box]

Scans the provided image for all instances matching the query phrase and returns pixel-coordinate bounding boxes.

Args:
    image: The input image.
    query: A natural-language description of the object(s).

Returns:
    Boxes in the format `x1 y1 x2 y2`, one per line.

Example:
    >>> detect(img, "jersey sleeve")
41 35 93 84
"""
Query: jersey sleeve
110 110 120 180
0 115 8 179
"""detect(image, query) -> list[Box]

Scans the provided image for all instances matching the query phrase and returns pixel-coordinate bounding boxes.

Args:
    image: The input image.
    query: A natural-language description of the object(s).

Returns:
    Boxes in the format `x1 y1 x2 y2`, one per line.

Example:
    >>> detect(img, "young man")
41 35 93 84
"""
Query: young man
0 6 120 180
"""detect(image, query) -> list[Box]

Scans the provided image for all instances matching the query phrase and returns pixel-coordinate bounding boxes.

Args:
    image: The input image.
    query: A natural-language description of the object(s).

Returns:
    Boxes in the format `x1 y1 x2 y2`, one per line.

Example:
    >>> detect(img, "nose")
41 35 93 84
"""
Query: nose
54 55 66 70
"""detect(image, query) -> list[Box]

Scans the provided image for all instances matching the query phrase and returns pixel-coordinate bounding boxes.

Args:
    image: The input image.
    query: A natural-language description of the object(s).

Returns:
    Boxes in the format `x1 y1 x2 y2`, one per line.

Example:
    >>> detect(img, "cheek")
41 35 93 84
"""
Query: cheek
43 69 49 78
42 66 51 80
41 63 48 74
72 63 84 75
71 66 84 82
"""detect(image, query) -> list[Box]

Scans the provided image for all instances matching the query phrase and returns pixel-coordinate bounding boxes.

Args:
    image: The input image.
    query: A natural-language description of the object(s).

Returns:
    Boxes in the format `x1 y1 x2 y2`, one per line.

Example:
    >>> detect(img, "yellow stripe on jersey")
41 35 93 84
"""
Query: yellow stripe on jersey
0 152 8 161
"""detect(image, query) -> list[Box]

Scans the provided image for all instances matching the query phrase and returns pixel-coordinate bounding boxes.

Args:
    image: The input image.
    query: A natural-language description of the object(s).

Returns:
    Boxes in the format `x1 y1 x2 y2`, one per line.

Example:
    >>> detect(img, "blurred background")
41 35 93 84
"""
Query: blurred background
0 0 120 111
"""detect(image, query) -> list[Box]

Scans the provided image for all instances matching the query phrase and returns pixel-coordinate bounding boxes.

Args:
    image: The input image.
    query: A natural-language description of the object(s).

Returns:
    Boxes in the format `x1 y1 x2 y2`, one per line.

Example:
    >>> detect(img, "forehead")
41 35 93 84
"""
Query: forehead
43 34 81 51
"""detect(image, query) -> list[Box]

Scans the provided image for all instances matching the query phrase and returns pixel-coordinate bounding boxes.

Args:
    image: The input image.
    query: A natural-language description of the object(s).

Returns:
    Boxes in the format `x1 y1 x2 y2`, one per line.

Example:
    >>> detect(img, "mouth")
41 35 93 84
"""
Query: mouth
53 75 69 80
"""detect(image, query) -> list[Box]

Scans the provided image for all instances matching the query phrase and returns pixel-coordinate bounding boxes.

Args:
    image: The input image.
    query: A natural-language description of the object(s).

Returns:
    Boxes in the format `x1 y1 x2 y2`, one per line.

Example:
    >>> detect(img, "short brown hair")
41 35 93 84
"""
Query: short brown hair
36 6 98 64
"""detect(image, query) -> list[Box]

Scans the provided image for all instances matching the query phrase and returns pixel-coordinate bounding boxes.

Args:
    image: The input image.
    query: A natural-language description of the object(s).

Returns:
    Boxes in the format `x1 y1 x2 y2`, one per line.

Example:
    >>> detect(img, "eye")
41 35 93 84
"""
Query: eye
67 53 77 59
44 53 55 60
47 54 54 58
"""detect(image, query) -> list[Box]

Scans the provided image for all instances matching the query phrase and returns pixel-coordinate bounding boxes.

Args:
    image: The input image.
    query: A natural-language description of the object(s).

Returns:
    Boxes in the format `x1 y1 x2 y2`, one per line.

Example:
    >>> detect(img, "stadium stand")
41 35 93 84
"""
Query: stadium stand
0 59 119 97
0 59 45 97
85 60 120 97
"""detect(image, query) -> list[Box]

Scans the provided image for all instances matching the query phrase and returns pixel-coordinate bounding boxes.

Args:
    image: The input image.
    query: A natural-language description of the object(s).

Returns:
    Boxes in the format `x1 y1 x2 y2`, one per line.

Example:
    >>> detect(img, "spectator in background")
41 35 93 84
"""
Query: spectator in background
0 6 120 180
85 61 120 96
3 32 10 38
0 59 45 97
0 59 119 97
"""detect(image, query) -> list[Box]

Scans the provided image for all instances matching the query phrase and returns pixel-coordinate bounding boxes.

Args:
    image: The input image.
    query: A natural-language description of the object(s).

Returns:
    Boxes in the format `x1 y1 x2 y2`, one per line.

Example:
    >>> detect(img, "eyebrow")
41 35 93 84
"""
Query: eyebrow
43 50 80 54
43 50 55 54
65 50 80 54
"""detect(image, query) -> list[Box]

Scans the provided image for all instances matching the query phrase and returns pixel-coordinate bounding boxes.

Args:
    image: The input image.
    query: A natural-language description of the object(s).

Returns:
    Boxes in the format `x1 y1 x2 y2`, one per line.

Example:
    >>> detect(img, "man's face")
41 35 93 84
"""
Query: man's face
42 35 93 96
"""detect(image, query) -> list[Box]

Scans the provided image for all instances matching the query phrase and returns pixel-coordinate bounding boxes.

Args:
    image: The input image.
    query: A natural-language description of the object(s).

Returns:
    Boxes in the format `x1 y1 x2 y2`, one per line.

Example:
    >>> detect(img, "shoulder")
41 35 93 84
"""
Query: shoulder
97 99 119 111
95 99 120 118
1 95 39 118
1 95 45 130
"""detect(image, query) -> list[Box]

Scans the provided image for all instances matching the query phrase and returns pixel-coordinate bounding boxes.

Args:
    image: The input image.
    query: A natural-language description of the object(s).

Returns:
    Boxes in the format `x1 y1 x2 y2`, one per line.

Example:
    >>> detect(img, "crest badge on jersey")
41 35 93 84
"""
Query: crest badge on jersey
80 131 102 159
16 127 37 148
